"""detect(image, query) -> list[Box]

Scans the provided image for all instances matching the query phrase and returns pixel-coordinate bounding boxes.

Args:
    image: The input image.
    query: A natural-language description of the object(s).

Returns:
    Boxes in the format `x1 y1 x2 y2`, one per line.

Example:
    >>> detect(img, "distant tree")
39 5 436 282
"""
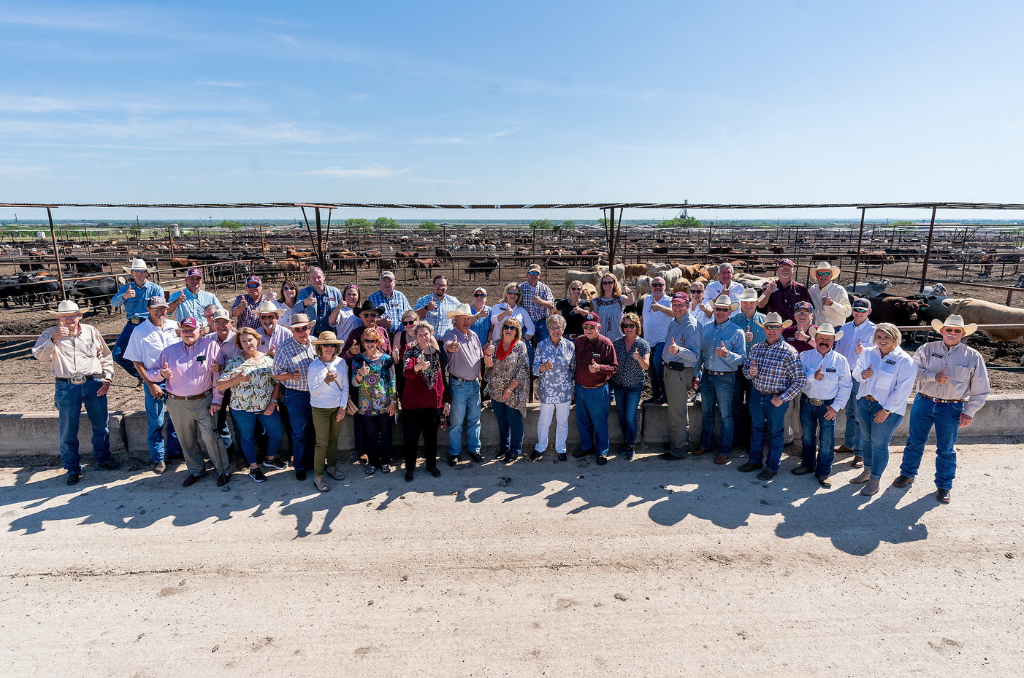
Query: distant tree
219 220 244 229
374 217 400 229
97 221 110 229
657 216 701 229
530 219 554 231
419 221 440 232
344 218 373 233
892 220 916 227
128 227 142 240
561 220 576 231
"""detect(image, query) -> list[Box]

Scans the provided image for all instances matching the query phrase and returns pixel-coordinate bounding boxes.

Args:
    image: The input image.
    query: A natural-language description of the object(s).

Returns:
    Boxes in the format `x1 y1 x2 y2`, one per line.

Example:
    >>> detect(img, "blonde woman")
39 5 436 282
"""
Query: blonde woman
484 317 530 463
592 274 634 341
489 283 535 342
307 331 349 492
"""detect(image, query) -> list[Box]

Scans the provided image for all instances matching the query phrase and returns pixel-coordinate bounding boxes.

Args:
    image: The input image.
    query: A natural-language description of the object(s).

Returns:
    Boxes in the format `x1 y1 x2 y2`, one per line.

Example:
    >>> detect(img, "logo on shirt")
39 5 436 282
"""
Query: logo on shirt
931 353 944 358
825 368 836 373
884 359 896 365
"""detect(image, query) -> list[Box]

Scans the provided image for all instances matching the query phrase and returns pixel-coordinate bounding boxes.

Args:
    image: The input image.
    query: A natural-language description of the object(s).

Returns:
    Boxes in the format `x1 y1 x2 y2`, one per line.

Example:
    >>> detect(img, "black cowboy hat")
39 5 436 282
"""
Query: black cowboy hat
358 299 386 315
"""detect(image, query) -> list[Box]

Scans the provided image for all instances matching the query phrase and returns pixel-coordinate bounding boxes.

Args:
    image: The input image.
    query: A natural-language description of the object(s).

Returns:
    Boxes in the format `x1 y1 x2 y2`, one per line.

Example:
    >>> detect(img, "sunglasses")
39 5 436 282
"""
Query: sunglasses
246 284 261 289
403 320 416 325
689 289 702 294
764 325 782 330
361 313 378 319
853 308 870 313
528 271 540 276
602 281 614 285
816 272 831 277
283 287 296 291
944 328 964 334
259 315 277 320
294 328 310 333
474 293 486 297
651 283 664 287
502 326 517 331
622 324 637 329
570 287 582 291
362 340 379 345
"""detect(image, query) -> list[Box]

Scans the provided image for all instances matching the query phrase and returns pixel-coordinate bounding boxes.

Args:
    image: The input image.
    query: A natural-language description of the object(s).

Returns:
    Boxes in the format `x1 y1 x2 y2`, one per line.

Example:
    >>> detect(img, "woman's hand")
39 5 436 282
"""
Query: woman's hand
346 400 358 415
387 401 397 416
335 407 346 422
262 402 277 417
873 408 889 424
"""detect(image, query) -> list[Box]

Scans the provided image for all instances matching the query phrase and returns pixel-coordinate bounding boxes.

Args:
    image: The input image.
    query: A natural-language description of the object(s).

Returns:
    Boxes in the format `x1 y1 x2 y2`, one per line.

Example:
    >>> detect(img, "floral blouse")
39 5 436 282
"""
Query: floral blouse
532 337 576 404
351 353 397 416
484 340 530 416
611 336 651 388
222 354 276 412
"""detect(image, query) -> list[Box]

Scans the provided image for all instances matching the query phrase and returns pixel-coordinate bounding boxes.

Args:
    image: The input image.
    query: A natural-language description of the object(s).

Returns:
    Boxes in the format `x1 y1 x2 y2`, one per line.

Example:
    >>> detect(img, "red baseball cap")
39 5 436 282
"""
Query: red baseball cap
582 313 601 325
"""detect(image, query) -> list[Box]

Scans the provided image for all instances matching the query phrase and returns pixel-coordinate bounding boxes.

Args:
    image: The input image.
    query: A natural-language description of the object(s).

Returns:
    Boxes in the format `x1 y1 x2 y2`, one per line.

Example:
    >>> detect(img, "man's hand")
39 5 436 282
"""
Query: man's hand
96 379 111 397
959 413 973 428
823 292 833 306
426 298 437 311
445 339 460 354
824 406 838 421
210 362 222 374
795 329 809 342
748 359 758 377
771 395 783 408
123 287 136 299
55 325 70 339
715 341 728 358
935 367 949 385
303 296 316 307
765 280 777 295
159 361 172 379
148 383 164 400
267 346 276 358
745 329 753 343
814 364 824 381
668 338 680 355
263 402 277 417
237 295 247 309
209 404 220 416
588 358 600 374
279 371 301 382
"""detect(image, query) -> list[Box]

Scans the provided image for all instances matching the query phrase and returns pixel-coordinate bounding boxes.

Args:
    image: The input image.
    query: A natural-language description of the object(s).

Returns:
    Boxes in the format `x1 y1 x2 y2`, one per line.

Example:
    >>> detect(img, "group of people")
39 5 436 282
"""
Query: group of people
35 256 989 505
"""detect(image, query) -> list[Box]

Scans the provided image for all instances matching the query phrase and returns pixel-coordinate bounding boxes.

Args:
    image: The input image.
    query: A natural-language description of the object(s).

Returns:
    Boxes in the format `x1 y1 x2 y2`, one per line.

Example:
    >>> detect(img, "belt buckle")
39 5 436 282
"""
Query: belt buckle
70 375 87 385
809 397 823 406
130 317 143 325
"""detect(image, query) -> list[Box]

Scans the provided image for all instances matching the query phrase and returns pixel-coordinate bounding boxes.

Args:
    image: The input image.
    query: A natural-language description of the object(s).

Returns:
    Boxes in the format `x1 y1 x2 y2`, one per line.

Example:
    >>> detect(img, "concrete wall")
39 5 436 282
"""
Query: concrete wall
2 395 1020 459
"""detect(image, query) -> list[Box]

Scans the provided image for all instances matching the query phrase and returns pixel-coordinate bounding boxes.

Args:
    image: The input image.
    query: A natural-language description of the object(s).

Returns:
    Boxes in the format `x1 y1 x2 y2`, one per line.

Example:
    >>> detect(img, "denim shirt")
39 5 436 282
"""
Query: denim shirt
112 280 165 319
532 337 576 404
695 320 746 375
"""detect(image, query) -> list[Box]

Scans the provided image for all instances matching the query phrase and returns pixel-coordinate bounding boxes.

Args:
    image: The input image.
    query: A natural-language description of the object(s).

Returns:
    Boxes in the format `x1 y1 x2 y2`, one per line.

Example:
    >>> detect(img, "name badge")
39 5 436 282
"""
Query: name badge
825 368 836 373
885 359 896 365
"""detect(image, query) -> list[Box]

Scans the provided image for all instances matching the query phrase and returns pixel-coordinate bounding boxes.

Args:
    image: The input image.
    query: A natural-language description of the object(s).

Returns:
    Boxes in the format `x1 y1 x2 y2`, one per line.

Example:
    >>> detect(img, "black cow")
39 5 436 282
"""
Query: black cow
72 277 120 315
464 258 498 281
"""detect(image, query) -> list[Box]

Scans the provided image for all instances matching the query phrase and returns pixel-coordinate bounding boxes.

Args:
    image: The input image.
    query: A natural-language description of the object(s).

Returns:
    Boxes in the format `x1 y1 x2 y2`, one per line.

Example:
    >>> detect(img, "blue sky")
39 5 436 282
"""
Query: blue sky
0 0 1022 223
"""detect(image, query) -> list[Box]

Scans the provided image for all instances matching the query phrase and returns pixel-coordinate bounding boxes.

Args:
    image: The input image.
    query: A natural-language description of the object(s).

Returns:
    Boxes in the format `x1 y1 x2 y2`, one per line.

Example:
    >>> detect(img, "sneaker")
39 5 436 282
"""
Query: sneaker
326 464 346 482
381 463 393 474
365 465 377 476
250 468 266 483
263 458 286 470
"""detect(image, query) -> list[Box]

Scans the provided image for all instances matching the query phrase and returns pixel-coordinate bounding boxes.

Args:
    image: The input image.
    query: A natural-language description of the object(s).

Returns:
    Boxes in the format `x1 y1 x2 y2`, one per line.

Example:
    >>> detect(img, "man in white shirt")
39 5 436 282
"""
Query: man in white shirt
794 324 852 487
833 297 875 468
123 296 182 473
641 276 673 403
704 263 744 318
808 261 851 328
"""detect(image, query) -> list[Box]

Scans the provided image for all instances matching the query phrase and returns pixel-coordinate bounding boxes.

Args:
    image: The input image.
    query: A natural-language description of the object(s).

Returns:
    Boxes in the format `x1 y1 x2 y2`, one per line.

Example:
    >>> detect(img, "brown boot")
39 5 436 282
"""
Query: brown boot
690 447 708 456
713 454 729 465
860 478 880 496
850 469 872 484
851 455 864 468
835 444 854 454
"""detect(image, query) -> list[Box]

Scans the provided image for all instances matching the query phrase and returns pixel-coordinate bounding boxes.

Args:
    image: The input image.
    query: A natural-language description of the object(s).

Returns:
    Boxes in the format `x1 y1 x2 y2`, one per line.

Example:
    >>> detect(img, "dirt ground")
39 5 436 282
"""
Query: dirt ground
0 440 1021 676
2 269 1022 415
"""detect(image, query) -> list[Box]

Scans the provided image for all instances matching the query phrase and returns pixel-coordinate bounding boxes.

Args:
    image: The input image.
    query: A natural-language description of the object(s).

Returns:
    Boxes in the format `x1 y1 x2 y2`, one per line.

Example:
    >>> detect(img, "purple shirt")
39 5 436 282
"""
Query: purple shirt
146 336 224 404
256 324 292 356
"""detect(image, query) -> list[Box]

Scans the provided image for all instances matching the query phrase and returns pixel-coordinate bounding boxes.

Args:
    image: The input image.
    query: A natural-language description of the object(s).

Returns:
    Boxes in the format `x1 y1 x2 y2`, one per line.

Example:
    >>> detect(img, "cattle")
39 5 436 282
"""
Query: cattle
621 263 647 280
941 298 1024 354
580 283 598 301
434 248 453 260
71 277 120 315
849 250 895 264
396 251 415 260
769 245 785 255
19 263 44 272
868 296 922 327
170 257 191 270
674 264 707 282
634 275 651 298
409 258 435 279
708 245 734 255
464 258 498 281
845 279 892 299
735 273 771 290
646 262 669 278
65 261 104 274
378 258 397 272
564 269 600 293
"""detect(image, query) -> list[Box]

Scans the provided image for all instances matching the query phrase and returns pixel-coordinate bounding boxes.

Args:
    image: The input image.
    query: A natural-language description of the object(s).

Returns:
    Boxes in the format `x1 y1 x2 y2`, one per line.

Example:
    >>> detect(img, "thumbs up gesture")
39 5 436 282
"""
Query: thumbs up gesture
668 337 680 355
358 362 370 378
349 341 361 356
445 339 460 354
632 348 642 362
935 367 949 384
862 364 874 379
483 341 495 357
716 341 728 358
795 329 809 342
416 352 429 372
823 291 833 306
237 295 247 309
745 329 753 343
303 295 316 307
124 287 136 299
748 359 758 377
588 357 600 374
56 324 70 339
855 340 863 355
814 364 825 381
542 358 553 373
160 361 172 379
236 371 250 384
766 280 777 294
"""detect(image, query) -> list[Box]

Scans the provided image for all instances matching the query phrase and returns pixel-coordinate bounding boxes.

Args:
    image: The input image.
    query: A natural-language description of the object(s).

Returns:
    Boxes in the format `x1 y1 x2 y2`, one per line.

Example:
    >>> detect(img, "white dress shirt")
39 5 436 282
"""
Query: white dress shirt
852 346 916 416
123 318 181 369
704 280 745 317
799 348 853 410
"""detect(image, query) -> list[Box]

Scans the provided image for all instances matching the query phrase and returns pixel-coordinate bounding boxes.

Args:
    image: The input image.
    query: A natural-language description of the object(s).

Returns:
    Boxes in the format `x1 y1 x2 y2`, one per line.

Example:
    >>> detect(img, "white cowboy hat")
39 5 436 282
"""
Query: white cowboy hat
256 300 284 316
931 314 977 336
738 288 759 302
757 311 793 329
51 300 82 316
712 294 740 312
813 261 841 279
446 303 475 320
122 258 151 273
809 323 844 342
281 313 315 330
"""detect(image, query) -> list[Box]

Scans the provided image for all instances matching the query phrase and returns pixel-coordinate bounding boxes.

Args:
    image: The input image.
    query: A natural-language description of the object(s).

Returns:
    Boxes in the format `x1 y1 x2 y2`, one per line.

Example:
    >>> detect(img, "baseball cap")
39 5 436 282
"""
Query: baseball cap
778 259 796 267
380 271 396 280
474 287 487 295
186 267 203 278
148 296 168 308
794 301 813 312
212 309 231 321
671 292 689 303
245 275 261 285
852 298 872 311
180 317 199 329
528 264 541 273
582 313 601 325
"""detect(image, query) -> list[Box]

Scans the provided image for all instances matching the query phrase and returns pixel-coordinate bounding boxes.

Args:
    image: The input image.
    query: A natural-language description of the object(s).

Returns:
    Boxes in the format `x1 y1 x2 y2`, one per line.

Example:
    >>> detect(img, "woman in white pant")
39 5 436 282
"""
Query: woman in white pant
531 314 576 461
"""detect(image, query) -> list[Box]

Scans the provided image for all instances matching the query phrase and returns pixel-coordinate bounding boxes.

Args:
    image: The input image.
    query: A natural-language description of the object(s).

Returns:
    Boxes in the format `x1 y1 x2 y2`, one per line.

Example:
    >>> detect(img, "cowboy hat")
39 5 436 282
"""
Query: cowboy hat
51 300 82 316
256 300 283 316
931 314 977 336
757 312 793 329
281 313 315 330
738 288 759 302
712 294 740 312
809 323 844 342
122 258 151 273
446 302 475 320
357 299 385 315
813 261 841 279
312 330 344 345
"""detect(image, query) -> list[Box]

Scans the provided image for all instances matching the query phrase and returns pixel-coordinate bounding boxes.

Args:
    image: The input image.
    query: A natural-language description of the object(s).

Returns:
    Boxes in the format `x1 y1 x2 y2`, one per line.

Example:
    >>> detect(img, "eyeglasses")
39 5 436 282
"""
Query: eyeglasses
622 323 637 329
602 281 614 285
689 289 702 294
651 283 664 287
361 313 378 319
259 315 276 320
528 271 540 276
403 320 416 325
293 328 310 333
816 272 831 277
474 293 486 297
246 284 261 289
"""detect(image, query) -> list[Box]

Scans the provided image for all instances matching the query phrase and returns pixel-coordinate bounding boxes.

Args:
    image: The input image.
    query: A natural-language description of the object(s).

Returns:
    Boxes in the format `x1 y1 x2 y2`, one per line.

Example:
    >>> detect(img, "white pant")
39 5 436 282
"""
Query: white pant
536 401 571 454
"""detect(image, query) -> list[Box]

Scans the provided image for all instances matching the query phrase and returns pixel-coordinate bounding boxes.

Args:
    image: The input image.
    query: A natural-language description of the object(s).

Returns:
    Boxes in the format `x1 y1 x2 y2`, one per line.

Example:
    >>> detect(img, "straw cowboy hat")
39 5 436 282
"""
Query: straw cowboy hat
256 300 284 316
809 323 844 342
712 294 740 312
931 314 978 336
51 300 82 316
312 331 344 345
813 261 841 279
738 288 759 302
757 312 793 329
446 303 475 320
122 258 151 273
281 313 315 330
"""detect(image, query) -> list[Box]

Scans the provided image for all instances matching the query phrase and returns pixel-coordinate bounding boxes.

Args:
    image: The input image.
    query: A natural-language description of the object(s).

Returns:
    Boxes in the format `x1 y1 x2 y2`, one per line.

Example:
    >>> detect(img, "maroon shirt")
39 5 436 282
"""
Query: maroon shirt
573 334 618 388
761 281 811 324
782 324 817 353
402 347 445 410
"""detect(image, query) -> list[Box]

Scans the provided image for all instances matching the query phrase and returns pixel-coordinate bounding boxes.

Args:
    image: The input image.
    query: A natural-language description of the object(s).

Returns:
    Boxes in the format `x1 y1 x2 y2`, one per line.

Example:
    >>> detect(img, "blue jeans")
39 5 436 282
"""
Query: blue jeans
732 369 753 445
900 394 962 490
533 319 550 346
55 379 110 474
843 380 863 453
448 378 482 456
112 321 140 379
799 395 837 477
857 398 905 480
491 400 524 457
144 383 180 463
282 388 314 471
231 409 283 465
700 371 736 455
612 383 642 445
575 383 610 457
748 389 788 473
648 341 666 399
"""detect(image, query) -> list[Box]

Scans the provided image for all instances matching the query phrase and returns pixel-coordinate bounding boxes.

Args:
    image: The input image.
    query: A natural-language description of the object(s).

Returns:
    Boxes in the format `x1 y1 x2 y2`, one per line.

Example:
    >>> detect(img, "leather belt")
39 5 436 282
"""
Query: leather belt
757 389 782 396
449 375 478 383
805 397 835 407
664 362 690 372
864 395 878 402
56 374 102 385
167 389 212 401
921 394 963 404
129 317 144 325
706 370 733 376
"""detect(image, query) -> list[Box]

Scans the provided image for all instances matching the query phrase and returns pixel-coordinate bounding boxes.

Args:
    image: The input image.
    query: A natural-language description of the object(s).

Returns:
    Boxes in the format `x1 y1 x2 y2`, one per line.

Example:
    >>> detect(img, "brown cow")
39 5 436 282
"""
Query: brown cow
869 296 922 326
409 258 435 279
942 298 1024 355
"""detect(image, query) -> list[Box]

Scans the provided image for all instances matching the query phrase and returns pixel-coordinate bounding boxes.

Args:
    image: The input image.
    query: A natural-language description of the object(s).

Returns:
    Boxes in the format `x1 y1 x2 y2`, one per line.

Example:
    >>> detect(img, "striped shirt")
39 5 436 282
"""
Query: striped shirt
742 339 805 402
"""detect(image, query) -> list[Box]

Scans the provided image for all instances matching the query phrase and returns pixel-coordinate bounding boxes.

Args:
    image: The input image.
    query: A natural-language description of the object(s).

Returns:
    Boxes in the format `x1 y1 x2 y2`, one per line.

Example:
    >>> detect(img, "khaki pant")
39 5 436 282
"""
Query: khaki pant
165 394 228 477
663 367 693 457
784 395 802 444
311 406 340 475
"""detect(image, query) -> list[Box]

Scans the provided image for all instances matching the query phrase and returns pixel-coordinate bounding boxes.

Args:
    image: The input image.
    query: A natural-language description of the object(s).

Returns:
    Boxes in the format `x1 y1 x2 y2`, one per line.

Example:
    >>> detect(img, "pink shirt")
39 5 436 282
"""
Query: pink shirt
146 336 224 404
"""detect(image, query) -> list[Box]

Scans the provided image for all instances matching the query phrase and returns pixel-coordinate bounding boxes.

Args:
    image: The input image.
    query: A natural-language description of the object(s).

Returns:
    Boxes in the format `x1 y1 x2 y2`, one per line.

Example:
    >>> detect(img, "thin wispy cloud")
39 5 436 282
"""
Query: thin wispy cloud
199 80 249 88
307 165 408 178
0 165 51 175
413 127 522 145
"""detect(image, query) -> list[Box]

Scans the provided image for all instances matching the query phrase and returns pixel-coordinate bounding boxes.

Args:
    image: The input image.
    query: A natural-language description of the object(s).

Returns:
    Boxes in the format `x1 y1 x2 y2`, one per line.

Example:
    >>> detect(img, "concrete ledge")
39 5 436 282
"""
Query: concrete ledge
2 394 1019 458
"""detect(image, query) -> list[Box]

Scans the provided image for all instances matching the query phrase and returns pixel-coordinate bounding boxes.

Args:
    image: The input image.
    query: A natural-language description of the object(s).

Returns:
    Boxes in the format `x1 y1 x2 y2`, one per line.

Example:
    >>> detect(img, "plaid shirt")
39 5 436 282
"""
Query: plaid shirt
573 334 617 388
414 293 461 336
730 312 766 354
232 293 271 330
271 337 317 392
742 339 805 402
369 289 411 335
519 280 554 322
